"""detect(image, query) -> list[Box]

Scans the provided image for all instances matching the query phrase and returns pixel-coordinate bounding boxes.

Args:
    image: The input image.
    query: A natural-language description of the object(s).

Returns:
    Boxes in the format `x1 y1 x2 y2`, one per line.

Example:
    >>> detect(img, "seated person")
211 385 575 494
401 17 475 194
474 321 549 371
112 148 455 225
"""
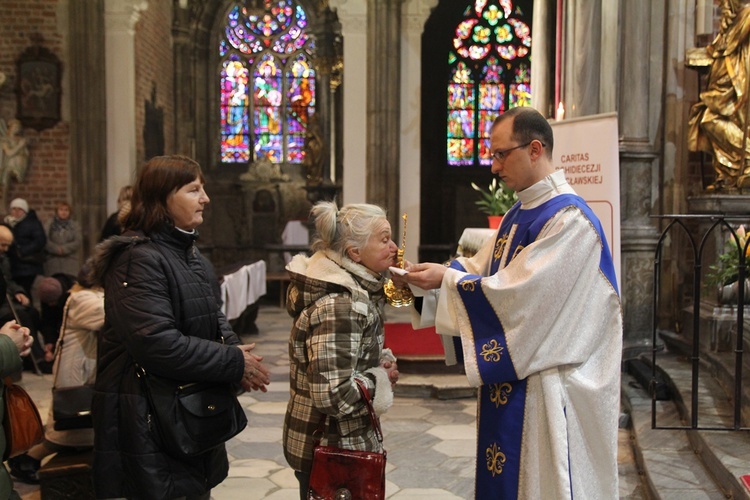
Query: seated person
36 273 75 364
8 260 103 484
5 198 46 296
0 225 44 372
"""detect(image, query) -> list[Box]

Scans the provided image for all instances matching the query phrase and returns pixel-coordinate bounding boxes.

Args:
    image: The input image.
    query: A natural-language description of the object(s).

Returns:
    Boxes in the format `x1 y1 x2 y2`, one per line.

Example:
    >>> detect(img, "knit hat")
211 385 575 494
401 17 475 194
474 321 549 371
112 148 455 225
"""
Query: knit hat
37 277 63 305
9 198 28 213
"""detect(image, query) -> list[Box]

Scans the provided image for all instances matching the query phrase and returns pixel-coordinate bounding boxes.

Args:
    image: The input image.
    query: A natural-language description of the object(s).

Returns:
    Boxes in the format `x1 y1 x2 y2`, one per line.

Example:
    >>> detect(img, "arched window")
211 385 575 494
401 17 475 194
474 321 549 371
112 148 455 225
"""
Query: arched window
447 0 532 167
219 1 316 164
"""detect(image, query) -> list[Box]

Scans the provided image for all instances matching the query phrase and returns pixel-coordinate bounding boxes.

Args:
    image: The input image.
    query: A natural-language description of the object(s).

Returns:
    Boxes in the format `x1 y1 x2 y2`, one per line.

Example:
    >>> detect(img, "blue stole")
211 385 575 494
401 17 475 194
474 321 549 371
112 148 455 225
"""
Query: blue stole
449 194 617 498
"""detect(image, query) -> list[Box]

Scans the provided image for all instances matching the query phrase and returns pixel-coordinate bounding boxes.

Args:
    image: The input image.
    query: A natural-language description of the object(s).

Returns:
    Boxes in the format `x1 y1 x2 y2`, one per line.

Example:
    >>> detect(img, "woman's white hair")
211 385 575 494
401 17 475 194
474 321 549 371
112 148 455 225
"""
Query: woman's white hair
310 201 387 258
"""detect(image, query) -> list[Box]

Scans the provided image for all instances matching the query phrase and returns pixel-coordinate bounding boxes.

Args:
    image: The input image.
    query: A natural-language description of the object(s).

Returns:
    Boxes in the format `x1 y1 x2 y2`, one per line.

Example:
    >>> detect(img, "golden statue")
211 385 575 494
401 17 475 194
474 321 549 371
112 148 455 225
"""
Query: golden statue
688 0 750 190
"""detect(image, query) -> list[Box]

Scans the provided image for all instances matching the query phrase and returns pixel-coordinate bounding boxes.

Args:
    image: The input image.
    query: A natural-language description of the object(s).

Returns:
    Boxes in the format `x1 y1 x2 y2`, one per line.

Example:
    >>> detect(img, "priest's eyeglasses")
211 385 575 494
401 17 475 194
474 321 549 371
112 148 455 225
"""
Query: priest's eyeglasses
491 141 544 162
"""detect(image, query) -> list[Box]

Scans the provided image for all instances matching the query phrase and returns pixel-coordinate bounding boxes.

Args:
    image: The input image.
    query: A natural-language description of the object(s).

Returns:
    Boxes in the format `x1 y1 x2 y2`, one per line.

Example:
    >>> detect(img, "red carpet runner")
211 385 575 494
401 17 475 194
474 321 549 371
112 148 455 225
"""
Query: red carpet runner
383 323 444 357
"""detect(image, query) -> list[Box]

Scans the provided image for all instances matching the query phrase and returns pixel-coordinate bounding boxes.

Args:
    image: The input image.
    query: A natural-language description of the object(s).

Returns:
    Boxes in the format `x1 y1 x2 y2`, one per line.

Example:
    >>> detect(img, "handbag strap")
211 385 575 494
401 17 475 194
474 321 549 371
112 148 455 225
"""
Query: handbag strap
355 378 383 443
314 378 383 445
51 297 73 389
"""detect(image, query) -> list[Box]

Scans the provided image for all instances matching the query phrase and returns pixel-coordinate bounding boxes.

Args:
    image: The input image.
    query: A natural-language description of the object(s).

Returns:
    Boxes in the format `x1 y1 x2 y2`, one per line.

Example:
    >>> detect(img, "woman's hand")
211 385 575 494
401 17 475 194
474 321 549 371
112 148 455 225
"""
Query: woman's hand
0 320 32 356
238 343 271 392
381 359 399 386
14 292 29 306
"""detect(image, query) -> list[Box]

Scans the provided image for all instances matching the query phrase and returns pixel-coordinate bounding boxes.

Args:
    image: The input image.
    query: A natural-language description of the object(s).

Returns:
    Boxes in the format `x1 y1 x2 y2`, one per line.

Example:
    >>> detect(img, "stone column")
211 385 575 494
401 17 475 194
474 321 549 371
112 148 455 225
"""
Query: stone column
618 0 661 356
306 7 341 202
367 0 403 228
69 0 107 256
400 0 437 261
172 2 196 162
562 0 601 117
104 0 148 213
530 0 553 116
330 0 367 205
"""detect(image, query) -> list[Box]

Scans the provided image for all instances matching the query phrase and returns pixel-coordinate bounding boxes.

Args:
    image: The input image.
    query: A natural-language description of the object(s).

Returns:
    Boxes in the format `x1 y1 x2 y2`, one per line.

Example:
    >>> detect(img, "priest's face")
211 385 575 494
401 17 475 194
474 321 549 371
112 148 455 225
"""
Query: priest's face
490 117 537 192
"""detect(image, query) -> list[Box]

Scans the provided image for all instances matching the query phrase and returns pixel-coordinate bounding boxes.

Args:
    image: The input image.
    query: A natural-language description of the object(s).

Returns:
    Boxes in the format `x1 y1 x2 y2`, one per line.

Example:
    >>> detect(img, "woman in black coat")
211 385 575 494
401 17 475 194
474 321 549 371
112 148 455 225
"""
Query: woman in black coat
89 155 271 500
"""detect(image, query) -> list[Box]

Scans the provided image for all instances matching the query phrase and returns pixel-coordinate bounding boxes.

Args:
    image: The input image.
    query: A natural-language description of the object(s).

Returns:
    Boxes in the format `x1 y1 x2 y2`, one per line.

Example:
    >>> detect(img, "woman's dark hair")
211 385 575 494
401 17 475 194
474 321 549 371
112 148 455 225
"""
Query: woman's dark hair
122 155 205 234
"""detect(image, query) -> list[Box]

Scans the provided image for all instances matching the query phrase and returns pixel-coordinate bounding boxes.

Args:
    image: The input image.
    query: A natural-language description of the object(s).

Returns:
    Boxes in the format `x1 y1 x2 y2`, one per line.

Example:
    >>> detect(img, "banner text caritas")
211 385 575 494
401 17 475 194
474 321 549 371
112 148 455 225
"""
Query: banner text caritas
556 153 603 185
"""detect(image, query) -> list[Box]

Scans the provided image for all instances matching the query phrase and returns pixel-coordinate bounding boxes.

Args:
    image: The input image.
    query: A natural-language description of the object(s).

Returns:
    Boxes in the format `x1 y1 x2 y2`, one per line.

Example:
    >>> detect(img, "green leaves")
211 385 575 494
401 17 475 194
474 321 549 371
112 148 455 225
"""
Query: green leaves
707 225 748 287
470 179 517 215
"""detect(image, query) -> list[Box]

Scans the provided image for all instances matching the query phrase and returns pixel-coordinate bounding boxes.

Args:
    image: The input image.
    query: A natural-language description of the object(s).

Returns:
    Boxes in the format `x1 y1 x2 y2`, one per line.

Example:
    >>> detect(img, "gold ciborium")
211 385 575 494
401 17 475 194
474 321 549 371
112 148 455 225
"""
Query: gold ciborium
384 213 414 307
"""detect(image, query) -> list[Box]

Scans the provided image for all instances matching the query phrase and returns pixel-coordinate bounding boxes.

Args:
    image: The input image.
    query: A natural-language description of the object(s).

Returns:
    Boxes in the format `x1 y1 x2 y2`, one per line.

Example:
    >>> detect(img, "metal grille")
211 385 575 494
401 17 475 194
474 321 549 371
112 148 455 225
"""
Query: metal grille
652 214 750 431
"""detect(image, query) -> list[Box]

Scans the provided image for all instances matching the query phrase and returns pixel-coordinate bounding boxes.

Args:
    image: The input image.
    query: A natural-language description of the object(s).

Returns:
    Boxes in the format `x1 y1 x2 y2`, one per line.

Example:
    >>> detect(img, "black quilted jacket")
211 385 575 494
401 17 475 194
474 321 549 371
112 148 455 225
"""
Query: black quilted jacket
8 209 46 279
89 227 245 500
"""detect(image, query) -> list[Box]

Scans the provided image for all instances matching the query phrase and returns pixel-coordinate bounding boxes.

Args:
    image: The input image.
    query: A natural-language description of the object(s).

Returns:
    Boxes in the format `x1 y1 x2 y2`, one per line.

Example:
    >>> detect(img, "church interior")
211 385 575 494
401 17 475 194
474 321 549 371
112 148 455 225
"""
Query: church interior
2 0 750 497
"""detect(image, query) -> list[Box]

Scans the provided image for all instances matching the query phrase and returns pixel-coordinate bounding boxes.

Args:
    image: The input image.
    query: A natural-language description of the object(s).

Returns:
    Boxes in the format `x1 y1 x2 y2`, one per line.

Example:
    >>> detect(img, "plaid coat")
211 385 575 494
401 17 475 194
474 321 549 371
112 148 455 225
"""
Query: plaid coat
283 250 393 473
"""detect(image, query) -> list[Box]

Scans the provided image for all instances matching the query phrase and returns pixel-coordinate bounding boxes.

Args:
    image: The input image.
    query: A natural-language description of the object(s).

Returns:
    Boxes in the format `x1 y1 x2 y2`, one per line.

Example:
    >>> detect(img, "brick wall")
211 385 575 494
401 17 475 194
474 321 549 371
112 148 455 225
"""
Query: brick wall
0 0 70 224
135 1 174 166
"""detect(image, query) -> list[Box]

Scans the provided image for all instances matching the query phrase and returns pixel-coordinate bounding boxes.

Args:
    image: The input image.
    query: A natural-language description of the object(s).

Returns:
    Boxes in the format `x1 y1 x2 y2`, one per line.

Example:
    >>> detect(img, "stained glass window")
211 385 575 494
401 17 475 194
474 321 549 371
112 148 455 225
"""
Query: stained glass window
220 1 316 164
447 0 532 167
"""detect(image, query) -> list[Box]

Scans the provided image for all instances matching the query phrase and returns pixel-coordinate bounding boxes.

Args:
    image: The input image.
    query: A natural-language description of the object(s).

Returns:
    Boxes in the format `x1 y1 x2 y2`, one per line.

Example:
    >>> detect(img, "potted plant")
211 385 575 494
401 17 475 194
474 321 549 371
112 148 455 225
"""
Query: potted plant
707 224 750 304
471 178 517 229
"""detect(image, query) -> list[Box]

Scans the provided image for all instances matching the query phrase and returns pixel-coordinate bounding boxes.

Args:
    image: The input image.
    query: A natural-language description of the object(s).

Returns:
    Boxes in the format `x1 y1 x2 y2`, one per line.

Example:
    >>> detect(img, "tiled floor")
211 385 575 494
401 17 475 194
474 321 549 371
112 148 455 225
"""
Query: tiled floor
12 302 643 499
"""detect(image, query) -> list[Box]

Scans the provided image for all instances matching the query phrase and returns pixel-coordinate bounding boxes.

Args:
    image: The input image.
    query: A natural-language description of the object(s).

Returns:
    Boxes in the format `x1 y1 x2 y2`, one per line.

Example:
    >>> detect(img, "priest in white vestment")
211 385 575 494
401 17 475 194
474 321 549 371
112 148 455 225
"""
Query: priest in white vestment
403 107 623 499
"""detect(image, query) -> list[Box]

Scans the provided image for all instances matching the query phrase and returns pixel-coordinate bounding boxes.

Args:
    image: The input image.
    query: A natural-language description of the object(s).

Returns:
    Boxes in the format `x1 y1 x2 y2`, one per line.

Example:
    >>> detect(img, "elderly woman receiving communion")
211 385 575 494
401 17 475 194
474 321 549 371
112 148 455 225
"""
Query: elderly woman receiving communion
283 201 400 499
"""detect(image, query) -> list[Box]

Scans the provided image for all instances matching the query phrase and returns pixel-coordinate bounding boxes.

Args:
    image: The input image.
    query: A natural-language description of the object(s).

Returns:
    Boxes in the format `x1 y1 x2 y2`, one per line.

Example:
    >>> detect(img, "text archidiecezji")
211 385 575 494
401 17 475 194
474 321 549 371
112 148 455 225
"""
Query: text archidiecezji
556 152 602 185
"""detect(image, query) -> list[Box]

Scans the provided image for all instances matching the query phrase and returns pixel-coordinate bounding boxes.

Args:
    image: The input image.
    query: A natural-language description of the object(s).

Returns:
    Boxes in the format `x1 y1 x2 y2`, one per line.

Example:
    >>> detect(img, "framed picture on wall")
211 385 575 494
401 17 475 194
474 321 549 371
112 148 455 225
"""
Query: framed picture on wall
15 46 61 131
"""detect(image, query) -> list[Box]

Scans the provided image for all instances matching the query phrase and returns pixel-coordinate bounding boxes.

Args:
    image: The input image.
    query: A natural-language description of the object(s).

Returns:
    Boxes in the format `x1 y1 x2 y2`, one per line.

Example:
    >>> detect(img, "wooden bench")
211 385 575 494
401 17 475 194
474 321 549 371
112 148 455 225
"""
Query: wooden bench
38 449 94 499
266 271 291 307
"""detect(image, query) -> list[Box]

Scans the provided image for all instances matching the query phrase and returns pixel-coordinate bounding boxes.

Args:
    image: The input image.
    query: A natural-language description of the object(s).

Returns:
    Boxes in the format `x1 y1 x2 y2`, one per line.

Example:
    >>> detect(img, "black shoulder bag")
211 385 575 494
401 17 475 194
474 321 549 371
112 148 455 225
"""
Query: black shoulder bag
135 241 248 458
136 359 247 458
51 298 95 430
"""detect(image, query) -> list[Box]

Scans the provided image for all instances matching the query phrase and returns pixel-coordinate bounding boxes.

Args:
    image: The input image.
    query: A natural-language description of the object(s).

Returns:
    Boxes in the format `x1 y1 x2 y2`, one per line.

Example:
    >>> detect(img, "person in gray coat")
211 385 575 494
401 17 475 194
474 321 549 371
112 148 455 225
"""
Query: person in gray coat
44 202 82 279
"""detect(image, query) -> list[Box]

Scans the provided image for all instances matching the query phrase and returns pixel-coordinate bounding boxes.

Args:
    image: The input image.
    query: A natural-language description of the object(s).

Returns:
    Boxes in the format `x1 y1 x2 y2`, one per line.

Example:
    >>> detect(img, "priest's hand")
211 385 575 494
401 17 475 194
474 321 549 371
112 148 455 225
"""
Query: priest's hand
402 262 447 290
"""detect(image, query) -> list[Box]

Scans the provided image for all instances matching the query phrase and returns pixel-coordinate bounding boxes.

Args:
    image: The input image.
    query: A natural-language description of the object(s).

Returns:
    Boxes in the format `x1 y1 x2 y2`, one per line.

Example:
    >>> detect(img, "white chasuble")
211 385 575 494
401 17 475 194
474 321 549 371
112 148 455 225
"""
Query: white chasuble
435 189 623 499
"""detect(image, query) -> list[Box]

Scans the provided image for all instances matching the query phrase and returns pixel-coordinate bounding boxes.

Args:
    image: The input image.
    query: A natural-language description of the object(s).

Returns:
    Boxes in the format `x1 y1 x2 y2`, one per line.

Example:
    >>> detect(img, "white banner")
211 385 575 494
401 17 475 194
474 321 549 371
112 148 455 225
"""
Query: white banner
550 113 621 285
